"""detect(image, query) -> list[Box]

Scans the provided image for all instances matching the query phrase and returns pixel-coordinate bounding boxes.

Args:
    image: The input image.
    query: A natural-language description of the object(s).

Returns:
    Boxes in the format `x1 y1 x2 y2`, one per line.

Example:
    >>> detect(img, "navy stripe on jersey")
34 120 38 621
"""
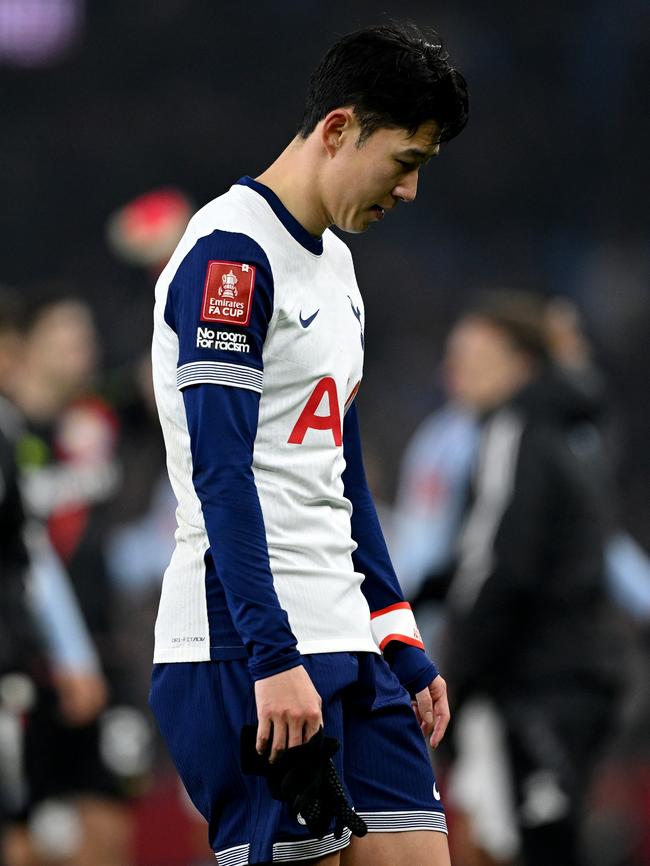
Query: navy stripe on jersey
183 382 301 679
342 403 438 694
237 177 324 256
164 229 273 379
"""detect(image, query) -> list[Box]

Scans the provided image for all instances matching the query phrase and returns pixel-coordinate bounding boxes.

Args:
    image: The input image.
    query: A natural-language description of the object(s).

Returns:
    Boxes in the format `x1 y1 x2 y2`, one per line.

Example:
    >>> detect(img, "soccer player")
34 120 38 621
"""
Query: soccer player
149 23 468 866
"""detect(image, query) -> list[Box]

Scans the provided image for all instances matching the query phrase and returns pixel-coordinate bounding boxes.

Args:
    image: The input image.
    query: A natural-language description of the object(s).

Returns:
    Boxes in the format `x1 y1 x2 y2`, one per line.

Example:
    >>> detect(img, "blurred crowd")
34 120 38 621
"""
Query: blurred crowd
1 1 649 864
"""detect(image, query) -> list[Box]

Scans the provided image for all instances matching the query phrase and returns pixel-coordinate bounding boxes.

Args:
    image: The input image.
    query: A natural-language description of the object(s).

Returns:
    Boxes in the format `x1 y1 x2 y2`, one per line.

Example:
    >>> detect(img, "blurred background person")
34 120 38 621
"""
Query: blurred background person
391 290 650 865
2 295 133 866
393 295 650 636
13 297 121 685
439 293 627 866
0 289 114 866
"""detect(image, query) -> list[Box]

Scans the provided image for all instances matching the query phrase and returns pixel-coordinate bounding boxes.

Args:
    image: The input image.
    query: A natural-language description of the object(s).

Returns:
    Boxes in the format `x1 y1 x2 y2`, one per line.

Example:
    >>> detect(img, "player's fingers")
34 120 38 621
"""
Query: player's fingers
287 713 304 749
429 695 451 749
411 699 423 727
256 715 272 755
415 688 434 737
303 709 323 744
269 718 288 763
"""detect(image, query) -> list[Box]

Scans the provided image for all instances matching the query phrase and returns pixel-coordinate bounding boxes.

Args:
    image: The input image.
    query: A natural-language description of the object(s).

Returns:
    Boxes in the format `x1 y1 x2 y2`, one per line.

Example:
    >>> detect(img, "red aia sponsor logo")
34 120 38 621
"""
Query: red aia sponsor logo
201 261 256 326
288 377 342 446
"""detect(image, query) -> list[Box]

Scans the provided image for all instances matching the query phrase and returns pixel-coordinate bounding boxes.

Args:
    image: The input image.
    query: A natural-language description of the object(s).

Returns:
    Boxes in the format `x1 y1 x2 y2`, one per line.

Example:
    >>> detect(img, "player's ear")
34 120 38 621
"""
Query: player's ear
321 109 356 158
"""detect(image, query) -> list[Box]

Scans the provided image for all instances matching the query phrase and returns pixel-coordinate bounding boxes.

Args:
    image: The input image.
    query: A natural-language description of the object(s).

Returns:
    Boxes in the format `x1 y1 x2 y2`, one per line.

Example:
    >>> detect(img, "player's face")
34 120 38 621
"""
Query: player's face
326 119 441 233
445 317 534 411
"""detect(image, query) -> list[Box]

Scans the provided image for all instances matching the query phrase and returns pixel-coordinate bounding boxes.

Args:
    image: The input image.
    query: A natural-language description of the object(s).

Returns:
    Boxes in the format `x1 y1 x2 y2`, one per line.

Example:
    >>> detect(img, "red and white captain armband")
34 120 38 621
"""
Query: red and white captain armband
370 602 425 652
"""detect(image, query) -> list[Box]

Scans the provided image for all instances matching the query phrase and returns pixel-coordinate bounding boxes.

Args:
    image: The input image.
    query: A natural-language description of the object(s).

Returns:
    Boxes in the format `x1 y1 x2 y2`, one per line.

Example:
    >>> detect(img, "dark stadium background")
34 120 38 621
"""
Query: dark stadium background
1 1 649 864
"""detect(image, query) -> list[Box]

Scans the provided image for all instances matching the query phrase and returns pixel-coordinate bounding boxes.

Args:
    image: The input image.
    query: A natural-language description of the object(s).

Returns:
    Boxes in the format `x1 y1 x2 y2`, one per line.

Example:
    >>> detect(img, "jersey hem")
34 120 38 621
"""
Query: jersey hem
153 648 212 663
296 637 380 656
153 636 380 664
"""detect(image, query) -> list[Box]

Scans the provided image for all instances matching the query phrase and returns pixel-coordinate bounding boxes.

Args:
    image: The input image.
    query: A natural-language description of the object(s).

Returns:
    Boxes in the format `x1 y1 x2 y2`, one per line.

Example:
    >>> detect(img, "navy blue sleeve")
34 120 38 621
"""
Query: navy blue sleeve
166 229 274 390
169 229 301 681
342 403 439 693
183 384 300 681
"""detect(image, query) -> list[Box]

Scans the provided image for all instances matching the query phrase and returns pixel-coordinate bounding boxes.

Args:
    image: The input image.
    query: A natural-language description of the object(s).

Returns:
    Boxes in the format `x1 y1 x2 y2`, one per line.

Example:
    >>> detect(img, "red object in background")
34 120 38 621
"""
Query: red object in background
132 773 212 866
106 188 193 272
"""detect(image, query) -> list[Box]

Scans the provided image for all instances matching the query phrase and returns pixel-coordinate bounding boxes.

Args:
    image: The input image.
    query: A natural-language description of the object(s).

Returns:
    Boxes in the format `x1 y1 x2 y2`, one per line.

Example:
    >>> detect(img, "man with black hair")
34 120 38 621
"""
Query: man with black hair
149 22 468 866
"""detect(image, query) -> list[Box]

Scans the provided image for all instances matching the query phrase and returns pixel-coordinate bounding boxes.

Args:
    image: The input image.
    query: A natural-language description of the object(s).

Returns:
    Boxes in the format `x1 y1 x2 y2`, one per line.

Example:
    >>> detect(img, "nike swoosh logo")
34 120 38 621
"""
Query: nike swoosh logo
433 783 441 801
299 309 320 328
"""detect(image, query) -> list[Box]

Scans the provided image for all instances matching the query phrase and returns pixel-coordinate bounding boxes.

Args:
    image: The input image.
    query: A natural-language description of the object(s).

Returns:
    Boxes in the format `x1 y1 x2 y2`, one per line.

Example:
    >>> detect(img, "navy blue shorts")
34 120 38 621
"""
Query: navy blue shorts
149 652 446 865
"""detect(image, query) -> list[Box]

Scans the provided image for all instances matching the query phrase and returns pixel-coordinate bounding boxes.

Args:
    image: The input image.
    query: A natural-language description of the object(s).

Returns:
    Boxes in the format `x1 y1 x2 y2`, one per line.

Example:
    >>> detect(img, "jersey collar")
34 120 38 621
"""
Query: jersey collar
236 176 324 256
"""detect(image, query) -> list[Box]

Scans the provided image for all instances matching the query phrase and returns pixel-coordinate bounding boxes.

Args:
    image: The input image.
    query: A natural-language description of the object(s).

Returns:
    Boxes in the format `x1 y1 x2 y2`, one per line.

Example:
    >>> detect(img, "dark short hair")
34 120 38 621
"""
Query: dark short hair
297 22 469 146
465 290 552 365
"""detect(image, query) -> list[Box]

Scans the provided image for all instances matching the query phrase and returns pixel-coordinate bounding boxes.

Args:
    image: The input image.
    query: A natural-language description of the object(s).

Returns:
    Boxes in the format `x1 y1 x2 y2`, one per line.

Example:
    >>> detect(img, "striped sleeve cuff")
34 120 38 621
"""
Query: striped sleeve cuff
177 361 263 393
370 601 425 651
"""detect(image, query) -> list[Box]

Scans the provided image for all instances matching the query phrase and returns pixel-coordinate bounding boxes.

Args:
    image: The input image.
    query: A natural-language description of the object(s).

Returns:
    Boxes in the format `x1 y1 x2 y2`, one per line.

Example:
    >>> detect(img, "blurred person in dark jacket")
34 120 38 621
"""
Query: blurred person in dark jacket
394 295 650 627
2 296 133 866
0 291 113 866
15 300 121 654
441 293 624 866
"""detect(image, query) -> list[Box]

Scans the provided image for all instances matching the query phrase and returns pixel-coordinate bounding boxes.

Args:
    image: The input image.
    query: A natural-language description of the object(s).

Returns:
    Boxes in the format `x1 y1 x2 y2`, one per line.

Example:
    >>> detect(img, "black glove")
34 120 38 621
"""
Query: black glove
240 725 367 840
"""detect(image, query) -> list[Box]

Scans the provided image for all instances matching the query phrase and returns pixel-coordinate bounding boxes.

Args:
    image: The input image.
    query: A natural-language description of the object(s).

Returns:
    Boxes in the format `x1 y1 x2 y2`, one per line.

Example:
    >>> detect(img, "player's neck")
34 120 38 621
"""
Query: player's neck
256 138 330 238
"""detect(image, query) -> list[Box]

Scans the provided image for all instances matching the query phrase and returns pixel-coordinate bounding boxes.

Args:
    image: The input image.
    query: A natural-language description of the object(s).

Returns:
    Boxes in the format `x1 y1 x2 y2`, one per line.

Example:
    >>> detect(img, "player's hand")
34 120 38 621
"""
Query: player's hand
53 668 109 726
254 665 323 763
412 674 450 749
